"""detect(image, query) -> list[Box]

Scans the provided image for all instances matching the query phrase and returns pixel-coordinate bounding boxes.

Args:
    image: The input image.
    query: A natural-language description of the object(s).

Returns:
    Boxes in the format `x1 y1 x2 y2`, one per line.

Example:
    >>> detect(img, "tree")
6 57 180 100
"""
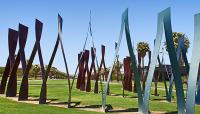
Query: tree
165 32 190 83
172 32 189 51
50 67 58 79
136 42 150 91
113 61 123 81
33 64 40 79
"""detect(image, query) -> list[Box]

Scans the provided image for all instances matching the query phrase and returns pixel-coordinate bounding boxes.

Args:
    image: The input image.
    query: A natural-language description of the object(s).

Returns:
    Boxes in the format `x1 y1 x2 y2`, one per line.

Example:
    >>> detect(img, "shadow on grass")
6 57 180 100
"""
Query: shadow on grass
152 98 167 101
109 93 128 97
151 93 160 96
71 104 102 108
29 95 39 98
128 96 139 98
108 108 177 114
27 98 59 103
162 111 177 114
107 107 138 113
49 101 81 107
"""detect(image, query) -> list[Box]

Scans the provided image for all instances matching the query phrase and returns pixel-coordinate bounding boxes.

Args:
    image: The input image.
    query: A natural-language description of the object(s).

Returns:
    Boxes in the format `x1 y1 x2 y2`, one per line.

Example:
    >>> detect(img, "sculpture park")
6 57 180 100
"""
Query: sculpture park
0 1 200 114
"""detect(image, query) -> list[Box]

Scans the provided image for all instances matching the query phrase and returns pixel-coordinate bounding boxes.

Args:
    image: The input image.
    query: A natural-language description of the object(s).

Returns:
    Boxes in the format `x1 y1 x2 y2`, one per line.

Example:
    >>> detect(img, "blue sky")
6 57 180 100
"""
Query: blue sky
0 0 200 73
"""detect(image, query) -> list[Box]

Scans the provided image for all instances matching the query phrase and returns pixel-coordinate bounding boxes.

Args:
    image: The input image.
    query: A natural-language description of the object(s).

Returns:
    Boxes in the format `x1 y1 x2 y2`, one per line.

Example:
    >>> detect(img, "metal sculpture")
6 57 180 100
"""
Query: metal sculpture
186 13 200 114
84 50 91 92
102 9 143 112
39 14 70 106
156 49 172 101
165 35 189 102
94 45 108 94
80 51 88 91
6 24 28 97
99 45 107 81
138 53 145 91
137 51 151 92
134 52 141 93
89 47 98 94
0 29 18 94
0 7 199 114
144 51 151 93
196 72 200 104
76 52 84 90
143 8 185 114
69 11 103 108
123 57 132 92
18 19 43 100
115 42 121 82
22 19 46 104
147 51 151 92
76 50 90 91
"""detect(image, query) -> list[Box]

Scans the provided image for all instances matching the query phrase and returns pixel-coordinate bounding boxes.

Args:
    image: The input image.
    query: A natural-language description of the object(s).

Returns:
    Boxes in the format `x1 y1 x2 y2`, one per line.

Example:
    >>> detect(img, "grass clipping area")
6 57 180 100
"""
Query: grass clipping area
0 79 200 114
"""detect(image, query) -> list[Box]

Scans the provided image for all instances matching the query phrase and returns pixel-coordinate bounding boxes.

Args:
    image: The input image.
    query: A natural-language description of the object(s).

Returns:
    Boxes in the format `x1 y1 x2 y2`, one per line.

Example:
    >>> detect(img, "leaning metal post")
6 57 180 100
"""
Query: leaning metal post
0 29 18 94
6 24 28 97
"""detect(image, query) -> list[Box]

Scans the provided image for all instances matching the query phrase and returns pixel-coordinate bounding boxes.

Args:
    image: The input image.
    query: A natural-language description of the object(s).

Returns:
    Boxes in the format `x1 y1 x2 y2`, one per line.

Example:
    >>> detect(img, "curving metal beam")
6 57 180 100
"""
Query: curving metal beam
186 13 200 114
6 24 28 97
39 14 70 107
143 8 185 114
19 19 43 100
102 8 143 113
0 29 18 94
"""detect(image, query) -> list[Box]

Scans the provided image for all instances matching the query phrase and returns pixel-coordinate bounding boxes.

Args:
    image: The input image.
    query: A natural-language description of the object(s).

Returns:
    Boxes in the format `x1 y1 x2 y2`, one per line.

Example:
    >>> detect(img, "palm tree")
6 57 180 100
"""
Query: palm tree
136 42 150 91
163 32 190 95
165 32 190 52
171 32 190 82
164 32 190 73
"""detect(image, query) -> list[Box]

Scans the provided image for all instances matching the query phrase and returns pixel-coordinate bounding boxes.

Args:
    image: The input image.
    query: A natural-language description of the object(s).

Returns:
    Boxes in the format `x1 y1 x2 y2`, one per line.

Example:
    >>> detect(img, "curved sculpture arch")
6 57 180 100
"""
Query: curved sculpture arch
102 8 143 113
186 13 200 114
143 8 185 114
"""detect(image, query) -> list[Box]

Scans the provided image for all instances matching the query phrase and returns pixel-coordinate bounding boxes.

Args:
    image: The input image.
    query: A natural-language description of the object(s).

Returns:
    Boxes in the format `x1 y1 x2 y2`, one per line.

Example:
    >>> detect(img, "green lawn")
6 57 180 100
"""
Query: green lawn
0 78 200 113
0 97 101 114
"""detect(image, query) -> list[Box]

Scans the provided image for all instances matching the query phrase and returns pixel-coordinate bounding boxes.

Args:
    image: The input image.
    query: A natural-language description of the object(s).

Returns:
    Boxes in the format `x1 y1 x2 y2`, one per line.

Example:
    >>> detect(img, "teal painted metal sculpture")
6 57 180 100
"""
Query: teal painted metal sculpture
102 7 194 114
143 8 185 114
102 8 143 113
186 13 200 114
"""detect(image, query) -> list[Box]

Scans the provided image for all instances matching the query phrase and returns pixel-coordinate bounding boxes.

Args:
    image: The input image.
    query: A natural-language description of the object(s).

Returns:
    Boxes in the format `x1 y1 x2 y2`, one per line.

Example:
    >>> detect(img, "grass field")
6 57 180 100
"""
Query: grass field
0 78 200 114
0 97 101 114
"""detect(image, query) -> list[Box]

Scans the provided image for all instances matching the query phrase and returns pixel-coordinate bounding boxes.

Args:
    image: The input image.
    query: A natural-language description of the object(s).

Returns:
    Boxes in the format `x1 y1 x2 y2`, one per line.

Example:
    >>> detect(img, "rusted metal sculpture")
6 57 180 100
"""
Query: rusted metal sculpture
30 20 45 103
80 51 89 91
18 19 43 100
123 57 128 91
99 45 107 81
94 45 107 94
123 57 132 92
127 57 133 91
84 50 92 92
76 52 82 89
88 47 98 94
0 29 18 94
6 24 28 97
39 14 70 106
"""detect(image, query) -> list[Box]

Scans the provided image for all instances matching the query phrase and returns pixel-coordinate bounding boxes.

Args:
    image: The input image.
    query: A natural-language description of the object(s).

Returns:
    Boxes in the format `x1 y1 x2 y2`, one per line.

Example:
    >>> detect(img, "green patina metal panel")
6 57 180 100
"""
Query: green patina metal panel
186 13 200 114
143 8 185 114
102 8 143 113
